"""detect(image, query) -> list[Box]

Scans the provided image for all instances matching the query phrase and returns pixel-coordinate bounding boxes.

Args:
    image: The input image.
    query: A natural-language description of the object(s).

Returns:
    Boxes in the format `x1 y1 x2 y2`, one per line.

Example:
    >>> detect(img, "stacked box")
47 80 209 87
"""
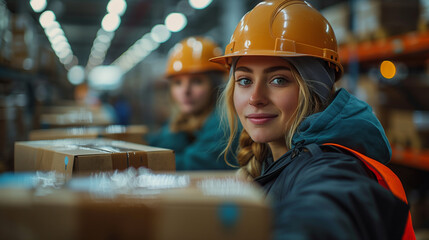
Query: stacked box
0 170 271 240
353 0 420 40
0 95 20 172
29 125 148 145
0 1 11 65
387 110 429 150
39 106 114 128
420 0 429 31
9 14 38 71
38 46 57 74
321 2 350 45
14 138 175 176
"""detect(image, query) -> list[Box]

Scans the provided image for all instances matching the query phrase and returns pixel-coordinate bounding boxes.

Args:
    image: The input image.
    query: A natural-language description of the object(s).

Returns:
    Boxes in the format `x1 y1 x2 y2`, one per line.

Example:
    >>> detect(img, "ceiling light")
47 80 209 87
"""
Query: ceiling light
107 0 127 16
56 48 72 59
62 55 75 65
43 21 60 32
138 36 159 51
111 0 212 74
90 50 105 59
51 35 67 45
101 13 121 32
93 42 109 52
95 34 111 44
60 54 72 64
188 0 213 9
46 27 64 39
130 45 149 59
52 41 69 52
38 11 75 68
88 57 103 65
150 24 171 43
97 29 115 39
380 60 396 79
165 13 187 32
30 0 47 13
67 65 85 85
88 65 124 90
39 11 56 28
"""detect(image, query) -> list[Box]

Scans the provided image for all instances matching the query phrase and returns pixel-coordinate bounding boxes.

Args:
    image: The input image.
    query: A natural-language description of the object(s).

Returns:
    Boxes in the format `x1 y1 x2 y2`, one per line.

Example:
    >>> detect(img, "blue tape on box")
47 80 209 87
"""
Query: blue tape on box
218 202 240 229
64 156 69 170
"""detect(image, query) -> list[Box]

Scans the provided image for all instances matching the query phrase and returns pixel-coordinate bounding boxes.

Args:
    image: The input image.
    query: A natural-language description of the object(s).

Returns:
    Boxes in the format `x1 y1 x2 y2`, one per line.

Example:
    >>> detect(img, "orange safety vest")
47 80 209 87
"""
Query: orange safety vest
324 143 416 240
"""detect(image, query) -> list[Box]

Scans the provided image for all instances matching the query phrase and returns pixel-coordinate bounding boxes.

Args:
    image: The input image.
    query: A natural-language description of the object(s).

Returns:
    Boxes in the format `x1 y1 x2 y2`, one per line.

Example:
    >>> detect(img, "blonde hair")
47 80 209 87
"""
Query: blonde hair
221 60 334 179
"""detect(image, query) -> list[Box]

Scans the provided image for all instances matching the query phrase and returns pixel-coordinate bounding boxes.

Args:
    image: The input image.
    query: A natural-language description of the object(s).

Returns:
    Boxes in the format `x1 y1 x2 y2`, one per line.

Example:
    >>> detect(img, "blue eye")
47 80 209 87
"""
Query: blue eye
271 77 288 85
237 78 252 86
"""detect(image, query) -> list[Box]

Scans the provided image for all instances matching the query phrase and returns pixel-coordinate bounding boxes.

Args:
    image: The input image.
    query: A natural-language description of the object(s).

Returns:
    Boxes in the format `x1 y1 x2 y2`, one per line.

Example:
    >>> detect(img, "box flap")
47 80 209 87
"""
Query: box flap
20 138 172 155
15 139 175 174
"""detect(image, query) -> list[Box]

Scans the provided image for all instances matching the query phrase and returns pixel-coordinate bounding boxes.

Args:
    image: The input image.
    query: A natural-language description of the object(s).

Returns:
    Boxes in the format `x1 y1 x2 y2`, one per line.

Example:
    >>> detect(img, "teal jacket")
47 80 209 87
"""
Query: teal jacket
256 89 408 239
292 88 391 163
147 108 238 170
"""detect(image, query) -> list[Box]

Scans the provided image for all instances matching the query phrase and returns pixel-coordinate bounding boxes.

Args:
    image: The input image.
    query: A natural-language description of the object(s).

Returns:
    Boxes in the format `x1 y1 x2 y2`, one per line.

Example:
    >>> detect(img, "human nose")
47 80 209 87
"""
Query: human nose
182 80 192 95
249 83 268 107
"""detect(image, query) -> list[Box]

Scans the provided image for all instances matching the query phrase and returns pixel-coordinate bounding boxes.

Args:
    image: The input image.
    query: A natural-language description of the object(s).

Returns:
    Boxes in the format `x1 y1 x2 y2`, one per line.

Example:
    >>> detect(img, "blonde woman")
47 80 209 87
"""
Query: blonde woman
148 36 238 170
211 0 415 239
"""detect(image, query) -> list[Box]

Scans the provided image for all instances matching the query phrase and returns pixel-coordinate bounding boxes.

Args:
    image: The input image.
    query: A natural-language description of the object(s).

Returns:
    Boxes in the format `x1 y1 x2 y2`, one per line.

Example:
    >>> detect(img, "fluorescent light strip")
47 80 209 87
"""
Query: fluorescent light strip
189 0 213 10
112 0 215 73
85 0 127 72
35 9 77 69
30 0 47 13
111 0 213 73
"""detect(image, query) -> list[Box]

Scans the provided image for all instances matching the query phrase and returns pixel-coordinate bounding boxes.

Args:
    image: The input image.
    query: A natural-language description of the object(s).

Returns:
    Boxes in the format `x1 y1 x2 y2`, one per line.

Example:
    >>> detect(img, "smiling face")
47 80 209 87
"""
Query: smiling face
170 73 213 115
233 56 300 145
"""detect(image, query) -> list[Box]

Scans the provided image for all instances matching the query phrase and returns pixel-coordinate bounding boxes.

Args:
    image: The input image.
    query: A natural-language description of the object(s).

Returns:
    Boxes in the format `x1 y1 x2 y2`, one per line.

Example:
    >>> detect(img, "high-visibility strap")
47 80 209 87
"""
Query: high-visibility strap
323 143 416 240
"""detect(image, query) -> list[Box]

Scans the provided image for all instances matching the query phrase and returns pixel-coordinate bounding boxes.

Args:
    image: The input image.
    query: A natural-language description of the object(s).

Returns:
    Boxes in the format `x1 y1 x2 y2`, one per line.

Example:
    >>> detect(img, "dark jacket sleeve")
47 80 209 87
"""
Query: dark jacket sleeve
146 113 238 171
146 123 190 154
271 151 409 240
174 112 237 170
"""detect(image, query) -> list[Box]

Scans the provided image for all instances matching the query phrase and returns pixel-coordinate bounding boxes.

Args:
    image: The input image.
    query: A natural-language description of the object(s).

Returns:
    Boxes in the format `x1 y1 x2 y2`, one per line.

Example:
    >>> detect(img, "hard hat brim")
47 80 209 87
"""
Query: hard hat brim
210 52 343 81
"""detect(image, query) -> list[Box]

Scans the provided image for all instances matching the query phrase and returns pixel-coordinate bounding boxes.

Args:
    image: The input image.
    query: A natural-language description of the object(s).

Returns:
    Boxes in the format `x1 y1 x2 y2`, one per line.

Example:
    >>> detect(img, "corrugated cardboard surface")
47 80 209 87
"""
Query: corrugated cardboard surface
0 172 271 240
29 125 148 145
14 138 175 174
39 106 114 129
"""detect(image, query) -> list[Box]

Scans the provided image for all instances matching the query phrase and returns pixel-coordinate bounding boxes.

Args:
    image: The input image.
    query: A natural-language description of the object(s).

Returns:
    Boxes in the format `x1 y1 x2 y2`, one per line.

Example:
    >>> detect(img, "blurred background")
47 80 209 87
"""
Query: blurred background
0 0 429 236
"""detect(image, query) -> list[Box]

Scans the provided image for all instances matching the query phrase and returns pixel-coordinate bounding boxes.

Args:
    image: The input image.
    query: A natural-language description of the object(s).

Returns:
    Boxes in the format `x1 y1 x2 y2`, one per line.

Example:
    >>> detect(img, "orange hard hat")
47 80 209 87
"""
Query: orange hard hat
210 0 343 80
165 36 226 77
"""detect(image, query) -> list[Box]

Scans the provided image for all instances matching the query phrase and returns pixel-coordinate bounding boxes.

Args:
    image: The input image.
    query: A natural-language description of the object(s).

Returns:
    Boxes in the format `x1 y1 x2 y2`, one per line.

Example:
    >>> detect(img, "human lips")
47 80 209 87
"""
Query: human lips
246 113 278 125
181 98 195 105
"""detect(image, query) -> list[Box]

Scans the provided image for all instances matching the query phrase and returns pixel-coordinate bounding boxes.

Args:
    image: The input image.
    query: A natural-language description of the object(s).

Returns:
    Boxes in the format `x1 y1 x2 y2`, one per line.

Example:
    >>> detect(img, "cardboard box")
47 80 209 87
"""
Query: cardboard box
29 125 148 145
0 104 16 173
0 170 271 240
321 2 350 44
38 105 115 129
14 138 175 175
353 0 420 40
9 14 39 72
40 109 113 128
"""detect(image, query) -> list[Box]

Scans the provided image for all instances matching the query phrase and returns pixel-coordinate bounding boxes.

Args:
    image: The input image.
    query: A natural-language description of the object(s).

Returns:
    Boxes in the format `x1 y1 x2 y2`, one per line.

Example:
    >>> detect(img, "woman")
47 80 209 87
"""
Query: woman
148 36 238 170
210 0 415 239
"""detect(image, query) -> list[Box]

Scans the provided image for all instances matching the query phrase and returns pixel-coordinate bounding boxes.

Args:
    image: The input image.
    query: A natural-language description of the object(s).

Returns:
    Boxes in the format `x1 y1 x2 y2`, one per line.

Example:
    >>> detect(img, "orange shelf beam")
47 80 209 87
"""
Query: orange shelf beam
339 31 429 64
390 147 429 171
